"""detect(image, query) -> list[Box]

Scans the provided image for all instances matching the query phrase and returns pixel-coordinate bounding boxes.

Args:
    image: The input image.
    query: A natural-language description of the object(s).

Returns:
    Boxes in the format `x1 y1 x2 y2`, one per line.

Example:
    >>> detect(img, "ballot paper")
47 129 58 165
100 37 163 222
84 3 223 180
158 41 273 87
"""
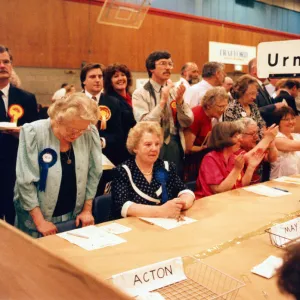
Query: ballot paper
57 225 126 250
273 176 300 185
139 217 197 230
0 122 17 130
99 222 132 234
243 184 291 197
136 292 165 300
251 255 283 279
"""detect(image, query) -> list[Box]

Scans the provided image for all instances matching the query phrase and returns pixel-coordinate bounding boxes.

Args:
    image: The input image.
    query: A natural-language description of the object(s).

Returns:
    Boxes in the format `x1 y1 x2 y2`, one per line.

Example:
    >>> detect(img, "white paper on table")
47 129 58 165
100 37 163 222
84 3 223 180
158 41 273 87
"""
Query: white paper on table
243 184 291 197
0 122 17 130
112 257 186 297
273 176 300 185
57 225 126 250
139 217 197 230
136 292 165 300
269 217 300 246
99 222 132 234
251 255 283 279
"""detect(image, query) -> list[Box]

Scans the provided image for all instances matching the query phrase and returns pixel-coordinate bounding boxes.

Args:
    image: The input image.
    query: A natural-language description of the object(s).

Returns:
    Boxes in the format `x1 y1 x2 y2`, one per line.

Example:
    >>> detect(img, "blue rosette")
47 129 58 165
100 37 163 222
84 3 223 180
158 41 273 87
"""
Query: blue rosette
155 168 169 204
38 148 57 192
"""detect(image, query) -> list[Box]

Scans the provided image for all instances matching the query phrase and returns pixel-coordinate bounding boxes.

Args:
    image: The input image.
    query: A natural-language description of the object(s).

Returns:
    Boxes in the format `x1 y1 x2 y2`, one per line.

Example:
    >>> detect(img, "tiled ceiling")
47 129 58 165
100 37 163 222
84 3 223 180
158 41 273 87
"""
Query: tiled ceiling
257 0 300 12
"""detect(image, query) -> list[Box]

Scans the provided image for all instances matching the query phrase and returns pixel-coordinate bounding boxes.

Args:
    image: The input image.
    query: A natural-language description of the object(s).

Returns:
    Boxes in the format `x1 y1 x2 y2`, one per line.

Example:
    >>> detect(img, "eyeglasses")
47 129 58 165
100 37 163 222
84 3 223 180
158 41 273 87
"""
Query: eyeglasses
64 124 91 135
281 117 296 122
155 61 174 69
215 104 228 111
243 131 258 137
0 59 11 66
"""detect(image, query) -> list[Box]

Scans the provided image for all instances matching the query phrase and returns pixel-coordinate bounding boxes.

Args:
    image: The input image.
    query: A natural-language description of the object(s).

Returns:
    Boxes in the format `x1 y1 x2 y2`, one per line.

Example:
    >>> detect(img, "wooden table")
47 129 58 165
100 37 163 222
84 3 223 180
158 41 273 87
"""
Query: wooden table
38 179 300 298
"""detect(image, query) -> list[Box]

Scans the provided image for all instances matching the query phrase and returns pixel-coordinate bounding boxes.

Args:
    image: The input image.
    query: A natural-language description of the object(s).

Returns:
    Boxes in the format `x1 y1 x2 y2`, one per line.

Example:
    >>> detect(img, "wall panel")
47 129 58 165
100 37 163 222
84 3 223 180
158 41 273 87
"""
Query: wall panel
1 0 299 73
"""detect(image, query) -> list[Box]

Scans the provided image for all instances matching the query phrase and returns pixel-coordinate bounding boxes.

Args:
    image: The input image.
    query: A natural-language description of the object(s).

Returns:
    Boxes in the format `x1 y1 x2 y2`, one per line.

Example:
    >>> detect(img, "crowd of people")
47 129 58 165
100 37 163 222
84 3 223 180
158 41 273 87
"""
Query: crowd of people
1 44 300 239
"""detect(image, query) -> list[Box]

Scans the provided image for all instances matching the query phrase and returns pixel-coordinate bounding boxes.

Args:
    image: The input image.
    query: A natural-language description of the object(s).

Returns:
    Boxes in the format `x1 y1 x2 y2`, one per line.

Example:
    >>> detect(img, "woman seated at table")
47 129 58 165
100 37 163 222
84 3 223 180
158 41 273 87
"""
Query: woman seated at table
14 93 102 238
111 121 195 219
224 75 266 139
183 87 229 181
270 106 300 179
238 118 278 183
195 121 264 198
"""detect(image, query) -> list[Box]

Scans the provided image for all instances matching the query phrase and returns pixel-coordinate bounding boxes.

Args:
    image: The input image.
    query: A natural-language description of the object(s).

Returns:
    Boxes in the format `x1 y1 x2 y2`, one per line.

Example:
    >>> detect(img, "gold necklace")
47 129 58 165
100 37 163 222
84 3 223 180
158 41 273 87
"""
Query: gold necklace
63 147 72 165
135 160 153 175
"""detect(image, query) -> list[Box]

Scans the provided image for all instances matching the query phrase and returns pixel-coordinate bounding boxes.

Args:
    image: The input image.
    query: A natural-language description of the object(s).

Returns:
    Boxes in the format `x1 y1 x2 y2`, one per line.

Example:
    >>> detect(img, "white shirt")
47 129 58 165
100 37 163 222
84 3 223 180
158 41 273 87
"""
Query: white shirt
0 83 10 112
270 132 300 179
52 88 66 100
84 90 101 104
183 79 213 108
265 83 276 98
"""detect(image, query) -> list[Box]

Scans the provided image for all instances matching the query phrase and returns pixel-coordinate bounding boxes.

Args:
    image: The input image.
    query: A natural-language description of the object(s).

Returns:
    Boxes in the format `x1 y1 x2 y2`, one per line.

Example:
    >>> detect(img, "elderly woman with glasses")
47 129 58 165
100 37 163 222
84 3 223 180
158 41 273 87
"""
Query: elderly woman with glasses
14 93 102 237
183 87 229 181
224 75 266 139
270 106 300 179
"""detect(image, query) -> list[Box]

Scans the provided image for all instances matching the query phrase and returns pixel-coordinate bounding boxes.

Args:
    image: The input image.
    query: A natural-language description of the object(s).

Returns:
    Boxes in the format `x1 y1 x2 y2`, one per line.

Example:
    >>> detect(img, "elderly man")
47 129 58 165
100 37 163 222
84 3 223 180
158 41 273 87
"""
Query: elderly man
0 45 38 224
132 50 193 176
222 76 234 101
184 62 226 108
176 62 199 90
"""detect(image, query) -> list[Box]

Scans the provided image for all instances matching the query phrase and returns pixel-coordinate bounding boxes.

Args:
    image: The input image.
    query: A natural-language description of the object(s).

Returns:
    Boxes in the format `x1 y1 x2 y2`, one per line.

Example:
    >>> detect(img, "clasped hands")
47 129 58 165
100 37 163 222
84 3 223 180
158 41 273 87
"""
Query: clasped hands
161 81 186 107
160 197 187 221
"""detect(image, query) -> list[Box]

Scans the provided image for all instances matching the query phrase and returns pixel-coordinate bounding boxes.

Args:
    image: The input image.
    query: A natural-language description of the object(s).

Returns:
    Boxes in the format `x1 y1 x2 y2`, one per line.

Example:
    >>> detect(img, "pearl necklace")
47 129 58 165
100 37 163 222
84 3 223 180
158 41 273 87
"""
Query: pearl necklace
135 160 153 175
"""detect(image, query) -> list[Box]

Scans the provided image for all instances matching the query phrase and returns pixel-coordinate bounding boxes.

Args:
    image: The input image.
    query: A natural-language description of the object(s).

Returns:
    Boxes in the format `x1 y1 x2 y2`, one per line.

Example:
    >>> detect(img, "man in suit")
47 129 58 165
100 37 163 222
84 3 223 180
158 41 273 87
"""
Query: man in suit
80 63 124 166
248 58 285 126
0 45 38 224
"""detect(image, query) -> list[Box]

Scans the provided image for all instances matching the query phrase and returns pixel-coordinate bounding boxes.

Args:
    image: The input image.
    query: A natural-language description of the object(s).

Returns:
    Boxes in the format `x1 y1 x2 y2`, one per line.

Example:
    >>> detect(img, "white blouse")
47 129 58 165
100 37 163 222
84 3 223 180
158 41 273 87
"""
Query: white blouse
270 132 300 179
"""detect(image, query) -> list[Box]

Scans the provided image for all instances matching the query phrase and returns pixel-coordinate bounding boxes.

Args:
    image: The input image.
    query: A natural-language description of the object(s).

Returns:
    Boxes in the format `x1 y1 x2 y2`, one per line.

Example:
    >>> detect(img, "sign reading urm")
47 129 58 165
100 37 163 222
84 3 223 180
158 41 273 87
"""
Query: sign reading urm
209 42 256 65
257 40 300 78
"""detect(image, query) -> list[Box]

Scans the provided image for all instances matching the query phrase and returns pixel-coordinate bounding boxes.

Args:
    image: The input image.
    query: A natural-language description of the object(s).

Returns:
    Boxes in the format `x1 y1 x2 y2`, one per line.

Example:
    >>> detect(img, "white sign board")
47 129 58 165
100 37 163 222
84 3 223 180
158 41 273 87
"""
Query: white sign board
209 42 256 65
257 40 300 78
112 257 186 297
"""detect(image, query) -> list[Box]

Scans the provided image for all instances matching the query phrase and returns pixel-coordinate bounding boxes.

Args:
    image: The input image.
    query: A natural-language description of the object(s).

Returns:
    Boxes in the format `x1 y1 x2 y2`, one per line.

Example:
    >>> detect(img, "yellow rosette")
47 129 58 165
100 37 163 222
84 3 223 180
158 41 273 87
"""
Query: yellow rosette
8 104 24 124
98 106 111 130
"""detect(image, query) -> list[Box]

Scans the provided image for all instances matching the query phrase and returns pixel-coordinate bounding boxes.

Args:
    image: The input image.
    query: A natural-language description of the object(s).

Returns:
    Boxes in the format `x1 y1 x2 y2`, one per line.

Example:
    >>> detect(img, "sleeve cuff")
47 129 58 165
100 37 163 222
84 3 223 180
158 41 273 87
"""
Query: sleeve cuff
100 137 106 149
178 189 195 200
121 201 134 218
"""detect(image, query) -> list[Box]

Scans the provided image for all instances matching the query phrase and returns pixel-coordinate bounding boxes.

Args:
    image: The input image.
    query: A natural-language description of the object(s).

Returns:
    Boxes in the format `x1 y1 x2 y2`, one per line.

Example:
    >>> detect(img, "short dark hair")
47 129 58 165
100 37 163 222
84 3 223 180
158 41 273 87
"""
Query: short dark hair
273 106 296 125
202 62 224 78
232 74 258 99
208 121 242 149
283 79 300 90
277 243 300 300
80 63 103 89
103 63 132 94
61 83 68 88
0 45 13 62
145 51 171 77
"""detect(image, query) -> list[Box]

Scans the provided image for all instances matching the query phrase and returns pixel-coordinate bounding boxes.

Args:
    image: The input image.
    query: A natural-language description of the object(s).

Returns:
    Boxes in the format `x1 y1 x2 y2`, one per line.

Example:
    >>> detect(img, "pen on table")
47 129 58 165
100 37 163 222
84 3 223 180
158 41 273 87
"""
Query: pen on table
67 232 89 239
139 218 154 225
272 187 289 193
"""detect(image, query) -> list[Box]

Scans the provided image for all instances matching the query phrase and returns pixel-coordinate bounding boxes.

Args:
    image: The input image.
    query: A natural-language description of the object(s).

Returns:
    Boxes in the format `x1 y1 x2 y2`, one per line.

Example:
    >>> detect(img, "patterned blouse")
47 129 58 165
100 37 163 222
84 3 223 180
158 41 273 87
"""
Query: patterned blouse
111 158 193 219
223 100 266 139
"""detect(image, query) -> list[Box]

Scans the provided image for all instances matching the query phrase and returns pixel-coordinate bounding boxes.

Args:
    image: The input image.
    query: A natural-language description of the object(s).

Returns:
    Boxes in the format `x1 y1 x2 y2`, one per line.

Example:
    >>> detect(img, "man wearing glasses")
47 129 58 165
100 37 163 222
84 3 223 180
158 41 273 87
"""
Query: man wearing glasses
0 45 38 225
132 51 193 177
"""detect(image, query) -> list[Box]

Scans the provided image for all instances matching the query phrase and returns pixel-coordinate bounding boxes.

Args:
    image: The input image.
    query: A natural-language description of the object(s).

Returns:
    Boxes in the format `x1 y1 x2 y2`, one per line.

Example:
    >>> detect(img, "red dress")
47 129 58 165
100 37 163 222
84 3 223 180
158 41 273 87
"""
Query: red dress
195 150 243 198
184 106 212 182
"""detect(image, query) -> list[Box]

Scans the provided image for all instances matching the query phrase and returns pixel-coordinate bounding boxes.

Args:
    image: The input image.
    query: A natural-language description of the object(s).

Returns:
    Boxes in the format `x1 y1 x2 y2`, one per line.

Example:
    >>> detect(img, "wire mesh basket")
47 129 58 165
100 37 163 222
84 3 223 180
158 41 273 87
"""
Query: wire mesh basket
265 228 300 249
153 257 245 300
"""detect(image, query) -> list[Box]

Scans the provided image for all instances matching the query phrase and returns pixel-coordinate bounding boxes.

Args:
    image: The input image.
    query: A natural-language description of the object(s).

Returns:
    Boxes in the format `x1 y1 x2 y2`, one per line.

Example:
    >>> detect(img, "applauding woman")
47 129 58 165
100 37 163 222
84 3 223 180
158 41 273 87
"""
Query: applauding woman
14 93 102 237
111 122 195 219
195 121 264 198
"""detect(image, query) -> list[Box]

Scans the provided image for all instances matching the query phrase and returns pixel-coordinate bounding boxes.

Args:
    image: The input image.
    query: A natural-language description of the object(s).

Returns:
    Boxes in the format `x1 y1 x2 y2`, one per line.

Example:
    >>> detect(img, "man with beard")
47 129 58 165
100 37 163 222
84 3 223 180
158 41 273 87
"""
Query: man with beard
0 45 38 224
176 62 200 91
132 51 193 177
184 62 226 108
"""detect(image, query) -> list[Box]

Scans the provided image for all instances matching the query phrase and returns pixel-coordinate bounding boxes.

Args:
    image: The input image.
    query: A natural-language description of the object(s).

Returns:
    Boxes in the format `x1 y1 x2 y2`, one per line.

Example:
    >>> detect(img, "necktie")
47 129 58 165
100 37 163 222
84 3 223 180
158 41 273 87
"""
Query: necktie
92 96 97 102
0 91 7 120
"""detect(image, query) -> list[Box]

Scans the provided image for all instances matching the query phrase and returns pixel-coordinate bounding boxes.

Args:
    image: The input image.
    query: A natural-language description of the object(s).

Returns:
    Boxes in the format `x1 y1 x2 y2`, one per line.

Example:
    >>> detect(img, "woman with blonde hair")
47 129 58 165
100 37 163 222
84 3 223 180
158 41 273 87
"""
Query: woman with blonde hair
14 93 102 237
111 121 195 219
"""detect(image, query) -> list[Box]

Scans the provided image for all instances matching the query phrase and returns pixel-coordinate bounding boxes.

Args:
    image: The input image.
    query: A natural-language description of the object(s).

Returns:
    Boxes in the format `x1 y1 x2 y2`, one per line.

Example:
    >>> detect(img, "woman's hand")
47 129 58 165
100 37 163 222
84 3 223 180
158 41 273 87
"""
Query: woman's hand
234 153 245 171
159 198 185 219
36 220 57 236
247 149 265 169
264 124 279 141
76 211 94 227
